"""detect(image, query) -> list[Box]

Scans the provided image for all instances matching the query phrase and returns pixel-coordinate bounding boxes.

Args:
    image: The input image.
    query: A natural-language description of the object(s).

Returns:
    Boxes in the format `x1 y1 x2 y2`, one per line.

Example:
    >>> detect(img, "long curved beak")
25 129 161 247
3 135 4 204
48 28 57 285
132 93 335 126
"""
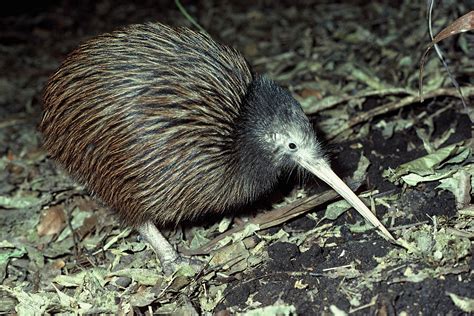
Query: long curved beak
298 158 395 242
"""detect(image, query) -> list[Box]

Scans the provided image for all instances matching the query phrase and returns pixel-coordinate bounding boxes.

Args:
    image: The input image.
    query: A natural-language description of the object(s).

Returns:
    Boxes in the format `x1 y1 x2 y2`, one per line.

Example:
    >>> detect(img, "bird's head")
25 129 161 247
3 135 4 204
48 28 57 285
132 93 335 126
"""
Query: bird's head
237 75 394 240
237 76 323 170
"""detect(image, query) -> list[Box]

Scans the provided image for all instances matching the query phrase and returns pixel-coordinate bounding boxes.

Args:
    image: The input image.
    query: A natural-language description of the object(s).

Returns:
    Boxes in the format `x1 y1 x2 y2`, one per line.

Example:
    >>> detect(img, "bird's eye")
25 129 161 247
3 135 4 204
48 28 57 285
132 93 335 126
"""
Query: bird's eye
288 143 297 150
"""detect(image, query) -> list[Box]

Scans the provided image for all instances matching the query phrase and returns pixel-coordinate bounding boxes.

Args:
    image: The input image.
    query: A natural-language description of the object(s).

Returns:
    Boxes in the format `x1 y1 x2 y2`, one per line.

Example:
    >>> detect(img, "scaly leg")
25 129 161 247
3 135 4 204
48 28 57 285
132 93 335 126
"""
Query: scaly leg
137 221 183 275
138 222 200 314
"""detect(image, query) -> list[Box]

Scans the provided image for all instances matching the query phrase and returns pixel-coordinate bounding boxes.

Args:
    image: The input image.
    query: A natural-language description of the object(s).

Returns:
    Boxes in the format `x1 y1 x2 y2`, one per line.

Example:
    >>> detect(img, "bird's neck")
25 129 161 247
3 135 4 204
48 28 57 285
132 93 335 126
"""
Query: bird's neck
222 142 279 208
225 77 283 205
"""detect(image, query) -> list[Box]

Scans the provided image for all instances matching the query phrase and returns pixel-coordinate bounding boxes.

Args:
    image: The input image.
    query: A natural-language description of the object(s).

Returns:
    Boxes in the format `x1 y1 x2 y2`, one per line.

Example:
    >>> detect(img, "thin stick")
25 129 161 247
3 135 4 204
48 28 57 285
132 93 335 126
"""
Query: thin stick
181 189 340 255
175 0 209 35
304 88 416 115
421 1 468 109
327 86 474 140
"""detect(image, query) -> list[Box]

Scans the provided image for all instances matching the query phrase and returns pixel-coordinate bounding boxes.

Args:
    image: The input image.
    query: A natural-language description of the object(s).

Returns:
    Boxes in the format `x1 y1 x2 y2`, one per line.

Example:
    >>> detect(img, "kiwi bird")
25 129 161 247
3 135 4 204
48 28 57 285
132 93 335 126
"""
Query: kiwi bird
40 22 394 273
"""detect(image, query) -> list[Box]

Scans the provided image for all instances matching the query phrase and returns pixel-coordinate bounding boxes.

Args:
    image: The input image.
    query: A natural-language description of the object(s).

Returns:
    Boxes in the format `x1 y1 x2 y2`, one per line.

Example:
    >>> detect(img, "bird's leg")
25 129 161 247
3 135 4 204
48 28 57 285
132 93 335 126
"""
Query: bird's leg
137 221 188 275
138 222 200 314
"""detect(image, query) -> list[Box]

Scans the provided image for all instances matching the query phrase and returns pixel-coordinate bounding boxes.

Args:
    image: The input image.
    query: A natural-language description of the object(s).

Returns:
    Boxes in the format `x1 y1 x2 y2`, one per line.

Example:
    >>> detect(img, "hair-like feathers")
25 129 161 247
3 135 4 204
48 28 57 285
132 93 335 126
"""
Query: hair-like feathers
41 22 259 226
40 22 318 228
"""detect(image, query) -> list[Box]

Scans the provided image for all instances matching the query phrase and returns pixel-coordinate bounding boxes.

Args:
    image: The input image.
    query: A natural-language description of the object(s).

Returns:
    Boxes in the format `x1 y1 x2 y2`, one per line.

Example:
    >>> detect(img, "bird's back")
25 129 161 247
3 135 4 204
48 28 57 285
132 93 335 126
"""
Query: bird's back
40 23 254 227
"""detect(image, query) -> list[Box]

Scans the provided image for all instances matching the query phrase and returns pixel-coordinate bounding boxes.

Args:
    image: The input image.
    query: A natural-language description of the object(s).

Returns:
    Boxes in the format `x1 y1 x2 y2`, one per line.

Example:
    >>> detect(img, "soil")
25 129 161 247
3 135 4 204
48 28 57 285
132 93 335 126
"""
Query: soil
0 0 472 315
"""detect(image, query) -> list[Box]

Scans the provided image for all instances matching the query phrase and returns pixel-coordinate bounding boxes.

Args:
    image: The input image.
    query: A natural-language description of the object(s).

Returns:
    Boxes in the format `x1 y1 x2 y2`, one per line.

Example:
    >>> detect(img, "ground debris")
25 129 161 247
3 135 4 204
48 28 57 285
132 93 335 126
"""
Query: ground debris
0 0 472 314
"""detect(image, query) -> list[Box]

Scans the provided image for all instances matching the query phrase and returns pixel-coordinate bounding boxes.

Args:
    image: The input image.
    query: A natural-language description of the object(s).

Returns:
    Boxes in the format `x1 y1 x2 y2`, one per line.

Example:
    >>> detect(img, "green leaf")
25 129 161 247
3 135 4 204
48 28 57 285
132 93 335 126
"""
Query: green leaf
189 229 211 250
109 268 163 286
447 292 474 312
325 200 351 220
437 166 473 207
0 195 41 209
400 170 455 186
242 304 297 316
0 244 26 282
217 223 260 248
384 144 469 183
352 154 371 183
199 284 226 312
0 286 53 315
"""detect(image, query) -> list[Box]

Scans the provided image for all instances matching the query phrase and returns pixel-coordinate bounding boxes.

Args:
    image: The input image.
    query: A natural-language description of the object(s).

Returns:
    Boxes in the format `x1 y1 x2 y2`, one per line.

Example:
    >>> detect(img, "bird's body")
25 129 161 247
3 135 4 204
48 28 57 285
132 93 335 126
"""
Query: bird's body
40 22 393 272
42 23 279 226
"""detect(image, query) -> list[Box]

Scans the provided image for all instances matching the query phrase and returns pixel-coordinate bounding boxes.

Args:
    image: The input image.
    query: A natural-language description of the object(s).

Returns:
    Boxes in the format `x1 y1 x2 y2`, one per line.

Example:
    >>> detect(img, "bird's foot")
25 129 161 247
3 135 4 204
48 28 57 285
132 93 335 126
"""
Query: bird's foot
161 255 203 276
137 222 203 276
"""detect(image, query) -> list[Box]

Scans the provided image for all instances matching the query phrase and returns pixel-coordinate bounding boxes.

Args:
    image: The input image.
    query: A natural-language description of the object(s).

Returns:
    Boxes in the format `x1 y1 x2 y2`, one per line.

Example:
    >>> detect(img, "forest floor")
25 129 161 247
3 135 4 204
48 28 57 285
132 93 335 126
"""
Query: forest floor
0 0 472 315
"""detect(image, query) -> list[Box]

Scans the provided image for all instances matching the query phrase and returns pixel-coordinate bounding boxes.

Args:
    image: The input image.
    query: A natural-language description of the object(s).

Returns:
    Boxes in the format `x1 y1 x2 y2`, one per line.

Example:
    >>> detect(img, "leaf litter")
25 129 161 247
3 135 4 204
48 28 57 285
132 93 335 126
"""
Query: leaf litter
0 0 472 314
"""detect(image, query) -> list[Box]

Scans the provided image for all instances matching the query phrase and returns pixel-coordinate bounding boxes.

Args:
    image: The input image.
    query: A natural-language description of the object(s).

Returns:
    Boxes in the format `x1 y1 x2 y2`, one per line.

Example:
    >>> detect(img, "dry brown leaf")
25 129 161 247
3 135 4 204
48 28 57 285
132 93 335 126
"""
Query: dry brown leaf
430 10 474 44
52 259 66 269
419 11 474 99
37 205 66 237
299 88 323 99
75 215 98 240
6 150 15 161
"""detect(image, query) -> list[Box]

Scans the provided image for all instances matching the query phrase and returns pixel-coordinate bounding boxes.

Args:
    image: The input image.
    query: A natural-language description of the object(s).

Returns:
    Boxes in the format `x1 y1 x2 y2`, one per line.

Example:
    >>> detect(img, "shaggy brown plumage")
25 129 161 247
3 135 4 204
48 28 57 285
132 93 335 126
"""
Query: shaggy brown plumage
40 22 297 227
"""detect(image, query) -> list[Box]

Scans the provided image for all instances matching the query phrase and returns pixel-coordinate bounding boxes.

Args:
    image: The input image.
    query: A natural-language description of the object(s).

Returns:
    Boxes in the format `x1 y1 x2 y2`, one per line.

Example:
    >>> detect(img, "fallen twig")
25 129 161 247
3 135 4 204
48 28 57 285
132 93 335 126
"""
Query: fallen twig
182 189 339 255
327 86 474 140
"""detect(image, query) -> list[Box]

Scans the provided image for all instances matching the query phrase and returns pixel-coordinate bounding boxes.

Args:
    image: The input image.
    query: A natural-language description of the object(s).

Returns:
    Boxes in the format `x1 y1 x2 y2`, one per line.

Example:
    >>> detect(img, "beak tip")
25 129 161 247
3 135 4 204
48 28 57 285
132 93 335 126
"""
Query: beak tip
300 157 395 243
